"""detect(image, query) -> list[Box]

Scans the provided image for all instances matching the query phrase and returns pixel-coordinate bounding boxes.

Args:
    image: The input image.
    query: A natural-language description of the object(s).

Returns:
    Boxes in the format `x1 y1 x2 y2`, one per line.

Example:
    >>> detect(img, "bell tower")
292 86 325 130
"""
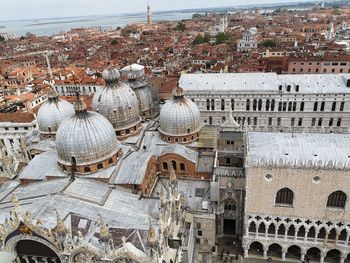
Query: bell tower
147 3 152 25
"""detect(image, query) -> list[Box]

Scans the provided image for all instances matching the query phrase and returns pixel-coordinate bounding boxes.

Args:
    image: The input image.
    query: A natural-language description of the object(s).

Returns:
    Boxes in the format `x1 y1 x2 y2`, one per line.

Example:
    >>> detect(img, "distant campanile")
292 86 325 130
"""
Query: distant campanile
147 3 152 25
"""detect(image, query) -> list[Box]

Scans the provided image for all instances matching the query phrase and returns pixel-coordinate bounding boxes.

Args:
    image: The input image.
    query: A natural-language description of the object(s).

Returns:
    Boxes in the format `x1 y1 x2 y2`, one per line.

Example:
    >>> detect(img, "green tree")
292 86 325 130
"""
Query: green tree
175 21 187 32
203 34 211 43
216 32 232 45
0 35 4 42
261 39 276 48
333 8 340 15
192 34 205 45
111 39 118 45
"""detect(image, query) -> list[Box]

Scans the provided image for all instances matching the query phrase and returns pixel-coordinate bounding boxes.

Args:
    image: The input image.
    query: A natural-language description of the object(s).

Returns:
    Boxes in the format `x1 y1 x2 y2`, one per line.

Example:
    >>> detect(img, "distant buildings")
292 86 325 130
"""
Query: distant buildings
237 28 258 52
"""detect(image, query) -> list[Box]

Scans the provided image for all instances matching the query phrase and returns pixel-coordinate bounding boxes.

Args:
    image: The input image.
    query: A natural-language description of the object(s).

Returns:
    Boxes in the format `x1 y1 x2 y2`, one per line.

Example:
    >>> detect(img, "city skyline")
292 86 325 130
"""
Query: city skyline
2 0 317 21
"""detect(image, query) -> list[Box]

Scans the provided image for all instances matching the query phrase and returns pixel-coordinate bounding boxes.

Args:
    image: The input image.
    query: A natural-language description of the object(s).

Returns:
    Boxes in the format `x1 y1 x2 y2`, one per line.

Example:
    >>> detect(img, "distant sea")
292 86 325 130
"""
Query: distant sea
0 12 194 37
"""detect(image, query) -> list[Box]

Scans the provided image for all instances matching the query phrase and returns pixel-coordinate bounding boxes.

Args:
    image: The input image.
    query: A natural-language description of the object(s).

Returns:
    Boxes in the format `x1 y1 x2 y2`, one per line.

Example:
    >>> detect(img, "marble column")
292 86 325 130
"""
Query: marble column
282 251 286 261
263 249 268 259
244 248 249 258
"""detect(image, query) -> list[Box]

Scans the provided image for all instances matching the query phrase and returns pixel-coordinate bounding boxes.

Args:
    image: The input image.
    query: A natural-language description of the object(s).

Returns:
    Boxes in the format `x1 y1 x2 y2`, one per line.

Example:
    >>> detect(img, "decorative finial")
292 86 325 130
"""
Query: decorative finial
102 66 120 84
169 167 177 184
55 209 67 236
98 214 110 242
147 218 157 247
47 89 59 100
11 194 20 210
73 93 87 114
172 86 184 100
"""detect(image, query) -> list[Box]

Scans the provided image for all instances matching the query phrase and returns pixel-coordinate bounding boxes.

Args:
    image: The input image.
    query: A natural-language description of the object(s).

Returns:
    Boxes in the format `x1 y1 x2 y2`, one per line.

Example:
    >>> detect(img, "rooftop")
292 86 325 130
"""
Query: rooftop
179 73 350 94
247 132 350 169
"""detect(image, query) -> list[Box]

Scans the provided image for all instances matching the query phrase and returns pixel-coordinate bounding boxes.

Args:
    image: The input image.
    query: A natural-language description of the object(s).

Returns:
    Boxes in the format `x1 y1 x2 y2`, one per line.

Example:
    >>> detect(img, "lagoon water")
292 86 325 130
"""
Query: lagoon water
0 12 193 37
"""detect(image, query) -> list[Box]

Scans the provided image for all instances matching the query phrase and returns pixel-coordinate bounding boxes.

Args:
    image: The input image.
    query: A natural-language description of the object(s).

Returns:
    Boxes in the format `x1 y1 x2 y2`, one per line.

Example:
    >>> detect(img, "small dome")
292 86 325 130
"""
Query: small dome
129 80 159 119
102 67 120 84
159 87 202 142
93 66 141 137
56 99 120 168
37 92 75 137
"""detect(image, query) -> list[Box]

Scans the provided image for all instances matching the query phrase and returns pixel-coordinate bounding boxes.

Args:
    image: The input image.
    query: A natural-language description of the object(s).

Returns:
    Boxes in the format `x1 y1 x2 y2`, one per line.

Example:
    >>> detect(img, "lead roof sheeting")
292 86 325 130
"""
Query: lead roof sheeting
180 73 350 94
114 151 154 185
63 178 110 204
0 184 154 231
27 139 56 152
0 178 69 203
0 181 20 201
104 189 159 218
19 150 59 180
151 178 210 212
247 132 350 168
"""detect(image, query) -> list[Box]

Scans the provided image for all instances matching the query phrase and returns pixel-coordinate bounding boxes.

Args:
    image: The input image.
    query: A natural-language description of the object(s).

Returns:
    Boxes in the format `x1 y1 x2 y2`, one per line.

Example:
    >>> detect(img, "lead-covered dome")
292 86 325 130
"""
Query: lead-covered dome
56 98 121 174
92 66 141 139
159 87 202 143
37 90 75 139
121 64 159 120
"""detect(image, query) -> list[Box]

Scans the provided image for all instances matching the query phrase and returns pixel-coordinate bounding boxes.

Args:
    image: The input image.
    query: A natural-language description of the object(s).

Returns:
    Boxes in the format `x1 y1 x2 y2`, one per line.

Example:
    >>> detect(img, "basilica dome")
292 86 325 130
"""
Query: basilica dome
56 97 121 174
92 66 141 139
159 87 203 143
37 90 75 139
121 64 159 120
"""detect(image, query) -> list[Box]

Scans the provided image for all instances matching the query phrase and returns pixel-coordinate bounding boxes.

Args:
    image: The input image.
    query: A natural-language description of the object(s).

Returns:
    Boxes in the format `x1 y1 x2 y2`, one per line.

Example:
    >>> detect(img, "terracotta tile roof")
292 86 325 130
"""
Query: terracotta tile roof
0 112 35 123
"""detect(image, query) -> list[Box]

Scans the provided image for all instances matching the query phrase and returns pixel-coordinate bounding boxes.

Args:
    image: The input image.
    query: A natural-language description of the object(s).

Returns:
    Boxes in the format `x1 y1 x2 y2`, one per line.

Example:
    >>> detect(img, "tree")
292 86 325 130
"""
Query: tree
333 8 340 15
203 34 211 43
261 39 276 48
192 35 205 45
111 39 118 45
216 32 232 45
0 35 4 42
175 21 187 32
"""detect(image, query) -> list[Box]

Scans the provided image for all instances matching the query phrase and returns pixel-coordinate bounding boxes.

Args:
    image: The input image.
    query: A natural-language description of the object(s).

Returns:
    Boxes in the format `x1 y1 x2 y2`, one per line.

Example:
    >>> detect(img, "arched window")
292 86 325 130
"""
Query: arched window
162 162 168 170
97 163 103 170
327 191 347 208
275 188 294 206
84 167 91 173
246 99 250 110
171 160 177 170
108 158 113 164
224 199 236 211
180 163 185 171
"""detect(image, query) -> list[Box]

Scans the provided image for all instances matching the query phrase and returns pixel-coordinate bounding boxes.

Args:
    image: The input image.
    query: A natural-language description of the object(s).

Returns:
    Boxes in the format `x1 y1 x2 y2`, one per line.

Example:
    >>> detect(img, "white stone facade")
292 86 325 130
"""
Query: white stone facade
237 31 258 52
54 83 103 96
180 73 350 133
242 132 350 262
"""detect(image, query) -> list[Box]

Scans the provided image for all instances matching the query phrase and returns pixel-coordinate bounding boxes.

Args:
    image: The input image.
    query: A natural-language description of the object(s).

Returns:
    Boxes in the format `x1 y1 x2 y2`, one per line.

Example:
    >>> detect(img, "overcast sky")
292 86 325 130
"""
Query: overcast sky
3 0 315 21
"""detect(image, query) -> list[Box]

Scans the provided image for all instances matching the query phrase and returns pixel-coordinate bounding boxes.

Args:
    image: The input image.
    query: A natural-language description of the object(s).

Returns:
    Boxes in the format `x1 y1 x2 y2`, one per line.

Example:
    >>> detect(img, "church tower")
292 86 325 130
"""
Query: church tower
147 3 152 25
